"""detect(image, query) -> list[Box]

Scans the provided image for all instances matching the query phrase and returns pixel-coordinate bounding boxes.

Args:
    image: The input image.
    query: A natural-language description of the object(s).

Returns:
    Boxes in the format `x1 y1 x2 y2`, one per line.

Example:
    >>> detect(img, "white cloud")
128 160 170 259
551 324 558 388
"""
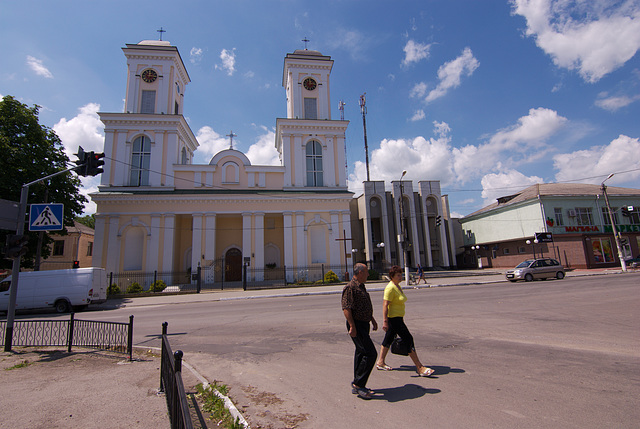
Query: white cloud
511 0 640 83
594 93 640 111
409 109 426 122
402 40 431 67
190 47 203 65
480 170 543 205
194 126 230 160
327 29 368 60
53 103 104 160
26 55 53 79
410 82 428 98
553 135 640 184
246 128 280 166
216 48 236 76
244 71 255 79
425 47 479 103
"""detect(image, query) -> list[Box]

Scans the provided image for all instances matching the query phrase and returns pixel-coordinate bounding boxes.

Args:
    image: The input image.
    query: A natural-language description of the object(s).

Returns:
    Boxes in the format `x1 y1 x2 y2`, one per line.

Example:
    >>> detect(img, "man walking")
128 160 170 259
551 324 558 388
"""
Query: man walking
342 263 378 399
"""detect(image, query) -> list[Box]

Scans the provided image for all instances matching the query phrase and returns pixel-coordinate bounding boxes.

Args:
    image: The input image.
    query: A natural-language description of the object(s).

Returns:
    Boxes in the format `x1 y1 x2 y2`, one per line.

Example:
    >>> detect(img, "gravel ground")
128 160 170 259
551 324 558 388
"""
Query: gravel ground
0 347 170 429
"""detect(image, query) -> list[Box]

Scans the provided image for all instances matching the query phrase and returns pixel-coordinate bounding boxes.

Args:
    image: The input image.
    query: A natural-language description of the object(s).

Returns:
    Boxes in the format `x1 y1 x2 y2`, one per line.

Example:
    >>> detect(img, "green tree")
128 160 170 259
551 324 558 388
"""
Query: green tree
75 214 95 229
0 96 87 269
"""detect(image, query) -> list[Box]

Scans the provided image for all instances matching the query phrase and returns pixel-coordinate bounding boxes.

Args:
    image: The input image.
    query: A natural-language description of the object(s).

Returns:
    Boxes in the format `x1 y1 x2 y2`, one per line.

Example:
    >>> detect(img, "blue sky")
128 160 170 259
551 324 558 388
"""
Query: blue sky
2 0 640 216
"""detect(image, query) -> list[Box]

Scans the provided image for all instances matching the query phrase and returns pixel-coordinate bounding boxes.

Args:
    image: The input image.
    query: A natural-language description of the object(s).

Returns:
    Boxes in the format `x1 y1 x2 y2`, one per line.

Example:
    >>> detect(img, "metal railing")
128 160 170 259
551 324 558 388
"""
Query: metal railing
160 321 193 429
0 314 134 360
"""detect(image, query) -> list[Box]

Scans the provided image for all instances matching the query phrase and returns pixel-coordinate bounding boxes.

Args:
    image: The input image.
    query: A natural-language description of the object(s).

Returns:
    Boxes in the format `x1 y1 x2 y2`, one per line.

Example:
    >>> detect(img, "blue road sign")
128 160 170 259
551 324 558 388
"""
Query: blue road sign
29 203 64 231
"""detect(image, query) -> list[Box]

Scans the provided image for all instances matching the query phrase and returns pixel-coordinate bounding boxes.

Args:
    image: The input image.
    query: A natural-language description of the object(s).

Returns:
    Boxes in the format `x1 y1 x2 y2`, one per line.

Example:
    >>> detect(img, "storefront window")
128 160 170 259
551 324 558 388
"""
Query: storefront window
592 238 614 263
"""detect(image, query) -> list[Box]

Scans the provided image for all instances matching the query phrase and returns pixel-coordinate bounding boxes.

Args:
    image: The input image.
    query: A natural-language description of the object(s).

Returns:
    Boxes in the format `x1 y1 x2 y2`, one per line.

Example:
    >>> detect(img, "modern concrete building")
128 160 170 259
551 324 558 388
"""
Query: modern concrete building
460 183 640 269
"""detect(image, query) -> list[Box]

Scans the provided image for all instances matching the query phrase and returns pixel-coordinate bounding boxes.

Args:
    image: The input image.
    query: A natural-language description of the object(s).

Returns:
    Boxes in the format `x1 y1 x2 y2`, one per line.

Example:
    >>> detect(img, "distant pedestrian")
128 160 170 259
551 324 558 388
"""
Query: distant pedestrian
342 263 378 399
375 265 434 376
417 264 426 285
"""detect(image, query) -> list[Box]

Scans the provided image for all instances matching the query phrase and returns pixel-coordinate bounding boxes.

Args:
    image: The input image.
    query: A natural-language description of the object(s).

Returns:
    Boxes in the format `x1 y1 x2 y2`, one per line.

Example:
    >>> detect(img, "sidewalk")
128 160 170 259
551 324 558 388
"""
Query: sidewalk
0 268 630 428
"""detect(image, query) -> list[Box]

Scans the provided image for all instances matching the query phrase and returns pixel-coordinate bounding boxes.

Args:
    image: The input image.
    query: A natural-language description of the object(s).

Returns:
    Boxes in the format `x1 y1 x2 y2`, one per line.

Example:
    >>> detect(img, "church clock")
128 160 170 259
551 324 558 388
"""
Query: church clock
141 69 158 83
302 77 317 90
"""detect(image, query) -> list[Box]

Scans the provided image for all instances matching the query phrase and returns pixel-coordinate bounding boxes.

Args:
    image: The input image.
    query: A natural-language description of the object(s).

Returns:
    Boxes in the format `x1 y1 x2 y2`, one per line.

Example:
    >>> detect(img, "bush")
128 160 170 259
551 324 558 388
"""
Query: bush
126 282 143 294
324 270 340 283
107 284 121 296
367 269 380 281
150 279 167 292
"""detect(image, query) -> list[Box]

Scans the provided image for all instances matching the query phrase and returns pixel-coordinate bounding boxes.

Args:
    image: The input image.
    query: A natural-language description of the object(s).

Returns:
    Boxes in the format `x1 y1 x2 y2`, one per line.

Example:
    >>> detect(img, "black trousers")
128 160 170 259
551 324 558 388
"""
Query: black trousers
381 317 415 352
347 319 377 388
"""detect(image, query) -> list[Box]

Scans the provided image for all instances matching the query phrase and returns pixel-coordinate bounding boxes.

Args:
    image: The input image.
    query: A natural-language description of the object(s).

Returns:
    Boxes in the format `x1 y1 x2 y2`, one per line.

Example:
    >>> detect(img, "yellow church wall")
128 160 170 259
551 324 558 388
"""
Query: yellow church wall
216 216 243 259
264 214 284 264
174 215 193 272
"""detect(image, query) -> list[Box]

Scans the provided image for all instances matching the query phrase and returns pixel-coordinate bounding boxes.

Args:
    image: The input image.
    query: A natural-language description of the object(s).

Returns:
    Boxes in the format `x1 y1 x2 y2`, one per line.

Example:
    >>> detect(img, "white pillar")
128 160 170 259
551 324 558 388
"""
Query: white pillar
162 214 175 272
330 211 341 266
191 213 203 272
147 214 161 273
255 212 264 281
242 212 252 264
204 213 216 260
93 215 106 268
106 217 120 274
283 212 294 282
296 212 306 266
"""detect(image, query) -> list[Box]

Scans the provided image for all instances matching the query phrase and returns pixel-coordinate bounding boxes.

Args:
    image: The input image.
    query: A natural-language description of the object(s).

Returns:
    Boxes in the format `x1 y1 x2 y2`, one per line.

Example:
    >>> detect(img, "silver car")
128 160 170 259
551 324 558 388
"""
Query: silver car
505 258 565 282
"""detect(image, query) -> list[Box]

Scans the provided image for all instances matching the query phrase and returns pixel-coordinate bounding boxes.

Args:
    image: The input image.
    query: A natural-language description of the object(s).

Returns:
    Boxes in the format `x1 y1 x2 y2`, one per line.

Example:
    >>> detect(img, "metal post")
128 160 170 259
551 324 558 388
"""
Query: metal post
174 350 183 372
602 178 627 271
67 312 75 353
196 265 201 293
242 263 247 291
128 315 134 361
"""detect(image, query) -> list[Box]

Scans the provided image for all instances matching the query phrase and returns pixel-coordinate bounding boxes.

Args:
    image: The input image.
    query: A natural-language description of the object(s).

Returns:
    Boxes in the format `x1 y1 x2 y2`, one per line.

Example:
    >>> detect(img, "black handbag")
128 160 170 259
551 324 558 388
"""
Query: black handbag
390 336 410 356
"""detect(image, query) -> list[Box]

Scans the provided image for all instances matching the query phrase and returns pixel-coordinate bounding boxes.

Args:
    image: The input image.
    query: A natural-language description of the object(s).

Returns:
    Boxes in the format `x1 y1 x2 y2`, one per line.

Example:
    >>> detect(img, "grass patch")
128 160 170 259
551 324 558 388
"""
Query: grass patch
5 360 31 370
195 383 242 429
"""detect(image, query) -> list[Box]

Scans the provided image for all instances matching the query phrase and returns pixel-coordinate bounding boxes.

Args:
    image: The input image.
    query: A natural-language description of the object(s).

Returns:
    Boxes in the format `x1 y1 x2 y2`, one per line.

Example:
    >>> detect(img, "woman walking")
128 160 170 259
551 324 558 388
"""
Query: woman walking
375 265 434 376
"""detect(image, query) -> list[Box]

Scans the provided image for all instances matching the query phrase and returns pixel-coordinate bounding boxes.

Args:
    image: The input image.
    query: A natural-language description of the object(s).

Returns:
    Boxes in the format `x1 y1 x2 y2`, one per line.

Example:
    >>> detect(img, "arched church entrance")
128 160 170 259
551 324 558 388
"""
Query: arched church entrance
224 248 242 281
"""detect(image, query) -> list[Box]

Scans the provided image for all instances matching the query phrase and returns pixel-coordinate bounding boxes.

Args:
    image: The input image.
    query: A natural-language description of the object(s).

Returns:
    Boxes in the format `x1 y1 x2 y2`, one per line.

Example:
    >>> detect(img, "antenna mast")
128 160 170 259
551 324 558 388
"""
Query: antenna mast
359 93 371 182
339 100 348 178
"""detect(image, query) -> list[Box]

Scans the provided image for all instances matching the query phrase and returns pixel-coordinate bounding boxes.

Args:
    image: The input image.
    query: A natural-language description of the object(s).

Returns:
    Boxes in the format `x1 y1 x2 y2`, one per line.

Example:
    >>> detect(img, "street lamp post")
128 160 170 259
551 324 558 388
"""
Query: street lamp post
376 242 385 271
601 174 627 272
398 170 410 284
471 245 481 268
525 239 538 259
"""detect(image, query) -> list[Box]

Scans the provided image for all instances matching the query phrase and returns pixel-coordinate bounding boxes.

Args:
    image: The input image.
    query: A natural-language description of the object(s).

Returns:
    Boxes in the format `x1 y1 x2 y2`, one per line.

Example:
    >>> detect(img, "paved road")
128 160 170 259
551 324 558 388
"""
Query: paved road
64 272 640 428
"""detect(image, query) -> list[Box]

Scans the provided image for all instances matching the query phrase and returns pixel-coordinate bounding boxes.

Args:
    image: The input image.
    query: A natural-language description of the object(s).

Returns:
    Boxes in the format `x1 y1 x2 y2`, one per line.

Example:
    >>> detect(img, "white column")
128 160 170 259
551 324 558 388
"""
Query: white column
162 215 175 272
255 212 264 281
147 214 161 272
165 131 178 187
438 202 451 267
149 131 163 187
113 131 128 186
341 211 352 269
409 194 422 267
422 202 433 267
335 135 346 187
106 217 120 274
283 212 294 281
93 215 106 268
243 212 252 264
204 214 216 260
191 213 203 272
282 134 292 187
101 129 115 187
329 212 341 266
294 135 304 186
296 212 306 266
443 195 457 268
324 137 335 187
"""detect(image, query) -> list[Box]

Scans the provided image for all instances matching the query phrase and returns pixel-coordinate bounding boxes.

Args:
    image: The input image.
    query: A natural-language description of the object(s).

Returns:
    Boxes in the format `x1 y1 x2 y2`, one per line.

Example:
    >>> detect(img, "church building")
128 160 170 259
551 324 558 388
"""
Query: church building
90 39 458 287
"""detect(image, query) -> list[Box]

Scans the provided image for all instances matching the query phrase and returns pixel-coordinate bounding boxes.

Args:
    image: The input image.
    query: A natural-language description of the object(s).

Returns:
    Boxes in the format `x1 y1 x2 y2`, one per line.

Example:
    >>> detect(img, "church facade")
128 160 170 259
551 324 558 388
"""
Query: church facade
90 40 457 286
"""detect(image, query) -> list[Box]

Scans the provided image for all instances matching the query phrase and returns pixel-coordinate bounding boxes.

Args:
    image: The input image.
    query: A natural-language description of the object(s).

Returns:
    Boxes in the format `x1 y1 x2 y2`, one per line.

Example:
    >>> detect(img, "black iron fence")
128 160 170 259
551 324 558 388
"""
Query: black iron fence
108 261 392 296
0 313 134 360
160 322 193 429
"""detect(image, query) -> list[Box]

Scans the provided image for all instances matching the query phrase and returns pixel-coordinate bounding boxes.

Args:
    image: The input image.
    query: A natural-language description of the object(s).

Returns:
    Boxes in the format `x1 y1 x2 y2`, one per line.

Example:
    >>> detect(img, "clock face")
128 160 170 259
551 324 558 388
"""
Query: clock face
141 69 158 83
303 77 317 91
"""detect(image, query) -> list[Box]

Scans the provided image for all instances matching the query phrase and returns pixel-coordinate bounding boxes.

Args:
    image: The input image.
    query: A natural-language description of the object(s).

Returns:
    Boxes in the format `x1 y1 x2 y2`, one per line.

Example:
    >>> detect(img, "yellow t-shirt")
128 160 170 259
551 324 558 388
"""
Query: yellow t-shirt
383 281 407 318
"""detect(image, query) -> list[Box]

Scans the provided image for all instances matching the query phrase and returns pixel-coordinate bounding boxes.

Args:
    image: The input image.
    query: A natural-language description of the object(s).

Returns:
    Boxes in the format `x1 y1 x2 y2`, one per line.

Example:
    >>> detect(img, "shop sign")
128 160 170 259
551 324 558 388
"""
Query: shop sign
604 224 640 233
564 226 599 233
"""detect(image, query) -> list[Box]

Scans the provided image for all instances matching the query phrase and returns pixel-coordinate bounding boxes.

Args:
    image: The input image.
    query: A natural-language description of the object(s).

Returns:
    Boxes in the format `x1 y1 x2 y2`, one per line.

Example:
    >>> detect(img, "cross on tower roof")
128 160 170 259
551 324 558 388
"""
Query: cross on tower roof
226 130 237 149
157 27 166 41
302 37 310 50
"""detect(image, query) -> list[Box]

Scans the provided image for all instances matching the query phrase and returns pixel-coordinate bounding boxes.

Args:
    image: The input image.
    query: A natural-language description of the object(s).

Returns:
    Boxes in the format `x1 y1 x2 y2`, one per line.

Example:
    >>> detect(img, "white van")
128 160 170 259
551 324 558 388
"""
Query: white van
0 268 107 313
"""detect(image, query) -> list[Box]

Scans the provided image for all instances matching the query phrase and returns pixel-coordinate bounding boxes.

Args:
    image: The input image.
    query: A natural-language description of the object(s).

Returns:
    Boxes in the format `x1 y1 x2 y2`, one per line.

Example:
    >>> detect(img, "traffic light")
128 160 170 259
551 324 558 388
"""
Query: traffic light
621 206 634 217
86 152 105 176
436 215 442 227
72 260 80 269
74 146 88 176
4 234 29 259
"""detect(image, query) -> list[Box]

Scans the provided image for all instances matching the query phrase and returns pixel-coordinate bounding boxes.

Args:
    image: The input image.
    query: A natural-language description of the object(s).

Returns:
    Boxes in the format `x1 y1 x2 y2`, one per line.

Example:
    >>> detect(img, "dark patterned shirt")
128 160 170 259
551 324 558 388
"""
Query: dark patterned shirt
341 278 373 322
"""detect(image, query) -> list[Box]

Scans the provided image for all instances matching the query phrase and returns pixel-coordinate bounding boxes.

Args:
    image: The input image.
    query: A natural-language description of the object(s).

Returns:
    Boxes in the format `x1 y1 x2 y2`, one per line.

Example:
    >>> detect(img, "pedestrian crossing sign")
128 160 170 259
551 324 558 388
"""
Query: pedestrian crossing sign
29 203 64 231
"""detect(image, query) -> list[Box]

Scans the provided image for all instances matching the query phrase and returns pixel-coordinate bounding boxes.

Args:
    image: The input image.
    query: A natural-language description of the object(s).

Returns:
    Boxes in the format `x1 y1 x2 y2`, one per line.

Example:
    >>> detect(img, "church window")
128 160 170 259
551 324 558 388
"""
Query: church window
174 101 179 115
129 136 151 186
306 141 323 187
304 98 317 119
141 90 156 113
222 161 239 183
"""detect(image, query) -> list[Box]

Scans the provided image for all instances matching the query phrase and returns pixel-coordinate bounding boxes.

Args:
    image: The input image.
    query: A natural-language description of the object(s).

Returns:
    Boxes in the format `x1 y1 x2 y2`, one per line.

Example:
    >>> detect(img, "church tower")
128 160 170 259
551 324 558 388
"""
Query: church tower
99 40 198 189
276 49 349 189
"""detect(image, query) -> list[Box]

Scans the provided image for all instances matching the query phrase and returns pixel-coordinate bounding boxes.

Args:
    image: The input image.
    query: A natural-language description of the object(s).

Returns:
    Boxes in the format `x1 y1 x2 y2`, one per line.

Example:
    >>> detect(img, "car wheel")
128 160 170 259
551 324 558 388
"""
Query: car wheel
55 300 70 313
556 271 565 280
524 273 533 282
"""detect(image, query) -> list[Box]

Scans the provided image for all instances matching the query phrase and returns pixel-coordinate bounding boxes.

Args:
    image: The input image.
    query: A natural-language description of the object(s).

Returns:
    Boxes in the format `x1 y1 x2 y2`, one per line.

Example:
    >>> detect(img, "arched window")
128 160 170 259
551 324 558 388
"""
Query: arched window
305 141 323 187
130 136 151 186
222 161 239 183
123 228 144 271
181 147 188 164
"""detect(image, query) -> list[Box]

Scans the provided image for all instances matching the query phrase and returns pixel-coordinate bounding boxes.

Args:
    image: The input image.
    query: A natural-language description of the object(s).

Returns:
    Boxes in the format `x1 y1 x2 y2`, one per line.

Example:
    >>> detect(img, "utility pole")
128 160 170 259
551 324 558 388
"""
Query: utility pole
359 93 370 182
398 170 410 283
601 174 627 272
